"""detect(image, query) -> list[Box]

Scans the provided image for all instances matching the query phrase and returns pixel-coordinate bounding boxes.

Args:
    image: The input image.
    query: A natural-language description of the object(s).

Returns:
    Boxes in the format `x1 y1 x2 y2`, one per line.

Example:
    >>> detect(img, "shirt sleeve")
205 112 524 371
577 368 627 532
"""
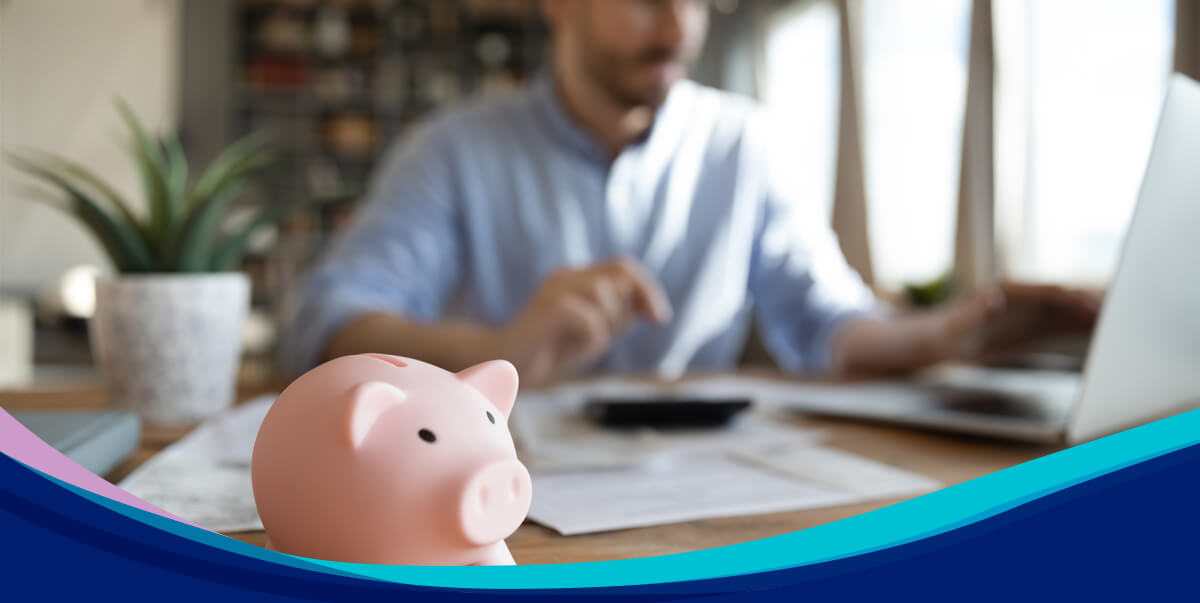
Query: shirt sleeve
749 122 880 375
277 123 462 377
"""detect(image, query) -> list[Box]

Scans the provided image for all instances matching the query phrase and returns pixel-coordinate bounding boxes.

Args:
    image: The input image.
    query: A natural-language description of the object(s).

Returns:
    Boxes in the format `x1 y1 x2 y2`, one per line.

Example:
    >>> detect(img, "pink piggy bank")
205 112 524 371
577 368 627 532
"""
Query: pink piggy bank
251 354 532 565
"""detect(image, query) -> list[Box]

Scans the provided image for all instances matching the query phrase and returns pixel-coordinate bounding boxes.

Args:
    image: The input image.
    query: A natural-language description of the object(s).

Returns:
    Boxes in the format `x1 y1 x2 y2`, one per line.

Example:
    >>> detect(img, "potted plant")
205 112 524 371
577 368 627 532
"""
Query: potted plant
8 101 299 424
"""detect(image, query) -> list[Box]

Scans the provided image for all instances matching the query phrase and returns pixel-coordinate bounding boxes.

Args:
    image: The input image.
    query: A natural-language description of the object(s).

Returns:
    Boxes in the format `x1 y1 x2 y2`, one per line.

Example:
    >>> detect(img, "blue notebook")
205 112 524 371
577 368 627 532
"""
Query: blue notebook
10 410 141 478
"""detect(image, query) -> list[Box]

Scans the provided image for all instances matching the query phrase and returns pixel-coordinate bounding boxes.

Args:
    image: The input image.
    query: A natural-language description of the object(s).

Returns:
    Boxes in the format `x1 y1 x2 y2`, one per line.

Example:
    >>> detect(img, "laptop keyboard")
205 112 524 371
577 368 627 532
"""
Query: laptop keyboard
919 385 1056 420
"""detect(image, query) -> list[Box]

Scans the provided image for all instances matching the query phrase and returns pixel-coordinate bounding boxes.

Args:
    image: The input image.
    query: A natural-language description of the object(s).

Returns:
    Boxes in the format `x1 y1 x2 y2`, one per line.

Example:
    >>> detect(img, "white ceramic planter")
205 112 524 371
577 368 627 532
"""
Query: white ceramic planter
90 273 249 425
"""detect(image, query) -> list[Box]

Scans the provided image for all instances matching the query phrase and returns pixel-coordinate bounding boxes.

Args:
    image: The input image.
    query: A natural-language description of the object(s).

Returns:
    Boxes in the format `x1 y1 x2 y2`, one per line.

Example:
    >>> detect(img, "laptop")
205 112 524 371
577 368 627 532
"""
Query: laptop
788 73 1200 445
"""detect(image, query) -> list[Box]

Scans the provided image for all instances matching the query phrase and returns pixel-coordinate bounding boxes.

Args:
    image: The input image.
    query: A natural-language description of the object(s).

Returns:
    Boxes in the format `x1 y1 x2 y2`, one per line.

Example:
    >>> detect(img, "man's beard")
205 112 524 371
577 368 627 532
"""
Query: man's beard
583 46 684 109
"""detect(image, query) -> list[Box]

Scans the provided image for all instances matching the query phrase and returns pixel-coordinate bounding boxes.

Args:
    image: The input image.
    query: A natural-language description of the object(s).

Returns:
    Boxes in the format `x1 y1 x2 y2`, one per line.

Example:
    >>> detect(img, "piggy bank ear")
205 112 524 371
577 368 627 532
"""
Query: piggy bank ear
457 360 519 417
343 381 407 449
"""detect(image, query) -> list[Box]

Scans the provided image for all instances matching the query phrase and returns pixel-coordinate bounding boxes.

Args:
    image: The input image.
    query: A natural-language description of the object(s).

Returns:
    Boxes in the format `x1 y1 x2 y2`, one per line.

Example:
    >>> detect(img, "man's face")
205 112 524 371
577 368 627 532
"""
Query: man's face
554 0 710 108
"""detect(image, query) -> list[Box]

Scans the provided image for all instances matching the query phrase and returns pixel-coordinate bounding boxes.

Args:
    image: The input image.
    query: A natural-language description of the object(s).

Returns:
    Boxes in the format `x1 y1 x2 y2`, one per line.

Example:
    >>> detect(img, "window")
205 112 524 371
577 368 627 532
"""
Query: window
760 0 842 223
760 0 1176 290
859 0 973 290
993 0 1176 285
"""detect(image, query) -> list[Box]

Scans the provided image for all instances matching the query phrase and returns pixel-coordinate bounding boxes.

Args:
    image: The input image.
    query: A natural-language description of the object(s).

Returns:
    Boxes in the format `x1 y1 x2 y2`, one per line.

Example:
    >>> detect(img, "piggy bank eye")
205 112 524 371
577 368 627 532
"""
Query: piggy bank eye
418 429 436 443
486 411 495 424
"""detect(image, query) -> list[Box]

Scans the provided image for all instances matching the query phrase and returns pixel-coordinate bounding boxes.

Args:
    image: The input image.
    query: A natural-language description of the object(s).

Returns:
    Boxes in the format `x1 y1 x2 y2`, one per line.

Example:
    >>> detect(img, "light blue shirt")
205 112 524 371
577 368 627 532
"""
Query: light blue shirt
280 75 878 378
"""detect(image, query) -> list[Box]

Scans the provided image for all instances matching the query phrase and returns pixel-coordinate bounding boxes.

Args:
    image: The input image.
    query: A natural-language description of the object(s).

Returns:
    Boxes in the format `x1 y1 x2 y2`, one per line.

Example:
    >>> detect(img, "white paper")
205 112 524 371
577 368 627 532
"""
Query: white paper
118 395 276 532
515 378 939 535
155 395 275 463
526 454 858 535
512 379 824 471
527 444 940 536
734 444 942 499
118 457 264 532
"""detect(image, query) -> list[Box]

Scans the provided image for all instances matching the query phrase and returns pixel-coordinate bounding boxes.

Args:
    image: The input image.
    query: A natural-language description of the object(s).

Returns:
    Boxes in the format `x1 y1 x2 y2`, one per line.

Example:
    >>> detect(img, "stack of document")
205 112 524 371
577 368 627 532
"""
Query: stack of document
119 397 272 532
117 377 941 537
514 377 941 535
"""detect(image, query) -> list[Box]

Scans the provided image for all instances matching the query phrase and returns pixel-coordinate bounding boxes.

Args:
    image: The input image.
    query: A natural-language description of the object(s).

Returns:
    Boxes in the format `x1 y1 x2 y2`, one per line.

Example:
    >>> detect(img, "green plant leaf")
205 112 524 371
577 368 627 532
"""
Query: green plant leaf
164 130 189 227
207 203 291 272
188 131 272 209
209 190 359 271
29 151 151 245
206 150 276 202
6 153 156 272
115 98 171 250
164 150 275 271
169 179 251 272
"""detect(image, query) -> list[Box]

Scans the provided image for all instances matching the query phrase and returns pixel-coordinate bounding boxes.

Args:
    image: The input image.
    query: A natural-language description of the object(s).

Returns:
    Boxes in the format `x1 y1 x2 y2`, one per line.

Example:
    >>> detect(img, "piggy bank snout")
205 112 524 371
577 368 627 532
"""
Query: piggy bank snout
458 459 532 546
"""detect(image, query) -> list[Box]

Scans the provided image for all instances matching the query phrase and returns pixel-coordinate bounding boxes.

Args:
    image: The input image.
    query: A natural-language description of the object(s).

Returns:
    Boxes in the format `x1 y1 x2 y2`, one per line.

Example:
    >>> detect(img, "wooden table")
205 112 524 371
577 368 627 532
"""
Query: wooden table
1 379 1060 565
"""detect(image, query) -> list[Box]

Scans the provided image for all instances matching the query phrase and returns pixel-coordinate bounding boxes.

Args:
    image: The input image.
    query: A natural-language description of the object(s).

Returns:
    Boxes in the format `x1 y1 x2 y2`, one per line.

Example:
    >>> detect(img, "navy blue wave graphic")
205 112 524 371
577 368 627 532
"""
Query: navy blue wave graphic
3 435 1200 602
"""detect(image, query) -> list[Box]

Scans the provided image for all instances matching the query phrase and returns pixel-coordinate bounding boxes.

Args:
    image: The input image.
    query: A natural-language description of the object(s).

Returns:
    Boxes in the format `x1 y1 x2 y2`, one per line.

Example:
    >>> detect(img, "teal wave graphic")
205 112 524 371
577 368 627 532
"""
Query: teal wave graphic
33 408 1200 590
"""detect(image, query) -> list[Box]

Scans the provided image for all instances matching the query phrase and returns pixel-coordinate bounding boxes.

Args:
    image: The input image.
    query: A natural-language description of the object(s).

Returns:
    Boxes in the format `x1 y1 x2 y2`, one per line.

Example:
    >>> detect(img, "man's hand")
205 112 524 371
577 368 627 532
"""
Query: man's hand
938 283 1101 362
834 283 1101 375
493 258 673 386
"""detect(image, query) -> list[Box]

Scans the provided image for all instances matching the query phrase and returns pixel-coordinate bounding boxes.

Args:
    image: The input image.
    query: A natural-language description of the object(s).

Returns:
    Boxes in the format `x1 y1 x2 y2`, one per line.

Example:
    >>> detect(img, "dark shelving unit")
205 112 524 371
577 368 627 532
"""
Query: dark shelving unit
223 0 547 329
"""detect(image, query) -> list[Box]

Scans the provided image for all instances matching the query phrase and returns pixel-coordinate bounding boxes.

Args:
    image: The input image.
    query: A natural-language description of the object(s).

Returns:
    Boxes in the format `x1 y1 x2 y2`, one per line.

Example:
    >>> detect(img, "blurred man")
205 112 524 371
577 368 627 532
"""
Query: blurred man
281 0 1096 384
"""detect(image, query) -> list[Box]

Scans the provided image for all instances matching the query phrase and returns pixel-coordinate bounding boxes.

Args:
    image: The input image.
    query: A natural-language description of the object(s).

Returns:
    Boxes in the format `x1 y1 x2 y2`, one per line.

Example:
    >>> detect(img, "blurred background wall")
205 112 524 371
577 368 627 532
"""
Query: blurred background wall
0 0 180 294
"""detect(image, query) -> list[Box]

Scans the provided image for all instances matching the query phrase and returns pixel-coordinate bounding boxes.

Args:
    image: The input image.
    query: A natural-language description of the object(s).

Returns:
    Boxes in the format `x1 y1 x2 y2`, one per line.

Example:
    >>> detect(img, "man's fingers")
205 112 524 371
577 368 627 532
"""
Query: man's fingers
998 282 1100 329
543 259 673 330
999 283 1092 311
566 276 628 331
944 288 1003 351
554 295 612 362
604 259 673 324
592 278 626 330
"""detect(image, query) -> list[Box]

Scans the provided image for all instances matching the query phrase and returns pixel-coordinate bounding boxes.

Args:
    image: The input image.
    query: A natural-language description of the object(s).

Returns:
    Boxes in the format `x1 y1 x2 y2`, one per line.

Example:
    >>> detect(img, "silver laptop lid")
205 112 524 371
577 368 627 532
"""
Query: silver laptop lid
1067 74 1200 444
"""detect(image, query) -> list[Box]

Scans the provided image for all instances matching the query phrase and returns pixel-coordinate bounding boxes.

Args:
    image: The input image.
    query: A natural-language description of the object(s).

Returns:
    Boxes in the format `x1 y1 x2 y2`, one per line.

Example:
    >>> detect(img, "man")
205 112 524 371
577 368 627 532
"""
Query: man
280 0 1097 384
